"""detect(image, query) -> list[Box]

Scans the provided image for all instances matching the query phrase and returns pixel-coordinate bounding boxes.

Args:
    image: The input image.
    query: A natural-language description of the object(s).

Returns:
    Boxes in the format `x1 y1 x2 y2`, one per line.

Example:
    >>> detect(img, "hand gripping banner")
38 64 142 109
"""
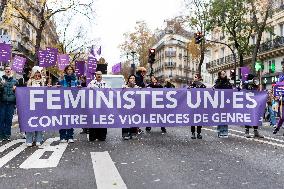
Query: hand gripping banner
16 88 267 132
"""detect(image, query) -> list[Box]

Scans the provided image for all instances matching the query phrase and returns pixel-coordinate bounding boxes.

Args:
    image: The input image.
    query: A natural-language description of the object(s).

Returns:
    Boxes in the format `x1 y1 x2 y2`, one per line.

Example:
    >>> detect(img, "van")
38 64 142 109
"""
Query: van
102 75 125 88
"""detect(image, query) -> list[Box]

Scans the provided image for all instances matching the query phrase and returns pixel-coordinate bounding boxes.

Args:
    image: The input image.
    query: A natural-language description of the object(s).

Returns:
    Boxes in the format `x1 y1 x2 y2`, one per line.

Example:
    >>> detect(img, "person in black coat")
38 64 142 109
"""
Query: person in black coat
242 74 264 138
188 74 206 139
135 67 147 88
213 71 232 138
146 76 167 133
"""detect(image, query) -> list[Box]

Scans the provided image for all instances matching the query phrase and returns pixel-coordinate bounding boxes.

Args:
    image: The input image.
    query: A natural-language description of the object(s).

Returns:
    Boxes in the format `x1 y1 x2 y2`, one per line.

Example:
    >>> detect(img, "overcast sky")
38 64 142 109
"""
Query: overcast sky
93 0 186 68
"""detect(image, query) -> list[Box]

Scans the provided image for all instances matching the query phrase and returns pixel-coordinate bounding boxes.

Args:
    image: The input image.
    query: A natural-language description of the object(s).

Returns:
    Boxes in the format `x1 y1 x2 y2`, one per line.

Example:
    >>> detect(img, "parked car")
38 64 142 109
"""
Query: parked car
102 75 125 88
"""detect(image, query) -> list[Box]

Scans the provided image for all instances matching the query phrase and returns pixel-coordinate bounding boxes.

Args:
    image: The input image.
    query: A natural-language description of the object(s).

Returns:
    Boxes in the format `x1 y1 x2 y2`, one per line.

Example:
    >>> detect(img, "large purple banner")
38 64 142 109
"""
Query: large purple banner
16 88 267 132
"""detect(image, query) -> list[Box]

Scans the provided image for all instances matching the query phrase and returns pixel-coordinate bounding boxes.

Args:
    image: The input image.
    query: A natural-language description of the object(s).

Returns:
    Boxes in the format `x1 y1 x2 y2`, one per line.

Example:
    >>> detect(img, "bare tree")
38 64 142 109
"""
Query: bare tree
9 0 95 63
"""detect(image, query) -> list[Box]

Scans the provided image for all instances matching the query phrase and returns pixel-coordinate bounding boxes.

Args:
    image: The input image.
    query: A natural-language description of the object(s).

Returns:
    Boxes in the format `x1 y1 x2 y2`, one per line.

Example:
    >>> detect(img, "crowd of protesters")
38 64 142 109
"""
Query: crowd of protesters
1 63 284 146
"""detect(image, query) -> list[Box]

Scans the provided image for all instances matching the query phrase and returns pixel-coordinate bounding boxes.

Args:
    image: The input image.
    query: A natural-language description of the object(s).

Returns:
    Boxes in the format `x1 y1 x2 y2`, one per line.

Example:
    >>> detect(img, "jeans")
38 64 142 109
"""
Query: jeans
217 125 228 136
0 103 15 139
26 131 43 143
268 106 276 126
59 129 74 140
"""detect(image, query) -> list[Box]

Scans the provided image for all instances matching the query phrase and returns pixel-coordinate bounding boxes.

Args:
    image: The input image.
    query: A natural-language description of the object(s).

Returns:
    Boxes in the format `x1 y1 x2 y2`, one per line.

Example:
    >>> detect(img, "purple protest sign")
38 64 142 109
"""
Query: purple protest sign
0 43 11 62
38 48 58 67
45 47 58 67
16 88 267 132
75 61 85 77
87 56 97 74
58 54 70 70
86 70 94 85
38 50 47 67
112 63 121 74
12 56 26 73
241 67 250 81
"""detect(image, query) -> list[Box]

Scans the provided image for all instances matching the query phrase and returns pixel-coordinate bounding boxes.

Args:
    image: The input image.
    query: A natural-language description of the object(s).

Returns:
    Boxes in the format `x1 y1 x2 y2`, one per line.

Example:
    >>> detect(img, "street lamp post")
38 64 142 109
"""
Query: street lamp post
129 51 136 75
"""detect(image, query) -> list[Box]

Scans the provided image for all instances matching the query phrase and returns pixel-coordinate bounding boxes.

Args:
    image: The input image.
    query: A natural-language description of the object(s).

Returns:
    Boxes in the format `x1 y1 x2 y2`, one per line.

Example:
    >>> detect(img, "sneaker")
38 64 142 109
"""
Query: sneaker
26 143 32 147
273 128 279 134
197 133 202 139
60 139 67 143
254 130 264 138
161 128 167 133
222 135 229 138
245 130 251 138
191 133 196 139
68 139 74 143
35 142 41 146
137 129 143 135
123 136 131 140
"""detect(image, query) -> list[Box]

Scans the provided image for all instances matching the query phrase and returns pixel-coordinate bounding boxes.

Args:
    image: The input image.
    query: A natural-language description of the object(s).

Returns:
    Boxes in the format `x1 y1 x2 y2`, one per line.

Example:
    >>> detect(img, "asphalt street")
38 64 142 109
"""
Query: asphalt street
0 124 284 189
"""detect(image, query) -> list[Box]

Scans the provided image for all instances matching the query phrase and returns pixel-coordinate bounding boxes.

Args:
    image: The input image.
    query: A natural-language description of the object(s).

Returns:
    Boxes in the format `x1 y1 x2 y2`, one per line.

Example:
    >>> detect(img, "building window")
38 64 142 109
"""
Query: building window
220 47 225 58
280 23 284 37
252 35 256 45
0 28 8 35
269 26 274 40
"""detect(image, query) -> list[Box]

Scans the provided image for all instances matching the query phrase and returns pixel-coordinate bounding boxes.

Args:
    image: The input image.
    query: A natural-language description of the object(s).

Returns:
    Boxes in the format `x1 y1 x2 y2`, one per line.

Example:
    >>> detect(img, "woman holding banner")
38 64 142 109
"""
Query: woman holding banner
188 74 206 139
146 76 167 133
242 74 264 138
0 65 18 142
58 65 79 143
87 71 110 141
25 66 45 146
122 75 140 140
213 71 232 138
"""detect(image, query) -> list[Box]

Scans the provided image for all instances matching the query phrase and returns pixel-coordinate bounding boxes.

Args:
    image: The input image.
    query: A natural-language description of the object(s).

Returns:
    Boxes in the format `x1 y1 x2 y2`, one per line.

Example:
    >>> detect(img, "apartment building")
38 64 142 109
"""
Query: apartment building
206 1 284 89
0 0 59 69
150 20 195 87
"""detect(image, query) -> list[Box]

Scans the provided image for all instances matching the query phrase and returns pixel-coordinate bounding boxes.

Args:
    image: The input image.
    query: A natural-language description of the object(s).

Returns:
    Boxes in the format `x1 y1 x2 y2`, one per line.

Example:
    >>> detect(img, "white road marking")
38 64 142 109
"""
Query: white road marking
91 151 127 189
0 139 26 168
203 128 284 148
20 137 68 169
228 128 284 143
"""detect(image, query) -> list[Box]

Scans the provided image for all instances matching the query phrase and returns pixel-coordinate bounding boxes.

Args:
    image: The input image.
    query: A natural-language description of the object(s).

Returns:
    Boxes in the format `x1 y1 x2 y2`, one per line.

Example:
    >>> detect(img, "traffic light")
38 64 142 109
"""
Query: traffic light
230 69 236 80
270 61 275 73
148 49 155 64
194 32 203 44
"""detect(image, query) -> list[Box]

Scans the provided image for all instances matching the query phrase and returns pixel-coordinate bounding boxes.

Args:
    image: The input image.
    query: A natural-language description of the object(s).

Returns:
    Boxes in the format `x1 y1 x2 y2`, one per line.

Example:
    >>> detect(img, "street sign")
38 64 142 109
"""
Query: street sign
274 83 284 97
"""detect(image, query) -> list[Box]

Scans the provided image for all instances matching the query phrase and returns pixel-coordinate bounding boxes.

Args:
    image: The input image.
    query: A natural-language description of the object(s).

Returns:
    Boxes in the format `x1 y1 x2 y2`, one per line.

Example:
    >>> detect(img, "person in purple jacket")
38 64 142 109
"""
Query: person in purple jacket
273 63 284 135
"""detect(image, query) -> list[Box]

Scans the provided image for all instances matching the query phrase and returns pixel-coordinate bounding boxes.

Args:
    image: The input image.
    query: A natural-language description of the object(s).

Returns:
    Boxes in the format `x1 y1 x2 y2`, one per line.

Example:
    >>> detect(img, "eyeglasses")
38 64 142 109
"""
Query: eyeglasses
67 69 73 71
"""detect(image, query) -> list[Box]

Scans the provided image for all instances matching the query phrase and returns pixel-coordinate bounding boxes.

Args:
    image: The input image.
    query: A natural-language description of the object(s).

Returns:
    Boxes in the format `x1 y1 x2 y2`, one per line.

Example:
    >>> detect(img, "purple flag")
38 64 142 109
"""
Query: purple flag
112 63 121 74
241 67 250 81
12 56 26 73
58 54 70 70
0 43 11 62
75 61 85 77
90 45 95 57
87 56 97 74
97 46 101 56
16 88 268 132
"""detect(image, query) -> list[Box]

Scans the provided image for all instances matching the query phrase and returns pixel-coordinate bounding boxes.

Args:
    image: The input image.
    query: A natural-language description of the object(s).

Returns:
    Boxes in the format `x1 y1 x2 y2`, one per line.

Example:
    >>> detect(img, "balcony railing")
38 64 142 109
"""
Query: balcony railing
165 62 176 68
206 54 238 69
258 36 284 53
165 51 177 57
